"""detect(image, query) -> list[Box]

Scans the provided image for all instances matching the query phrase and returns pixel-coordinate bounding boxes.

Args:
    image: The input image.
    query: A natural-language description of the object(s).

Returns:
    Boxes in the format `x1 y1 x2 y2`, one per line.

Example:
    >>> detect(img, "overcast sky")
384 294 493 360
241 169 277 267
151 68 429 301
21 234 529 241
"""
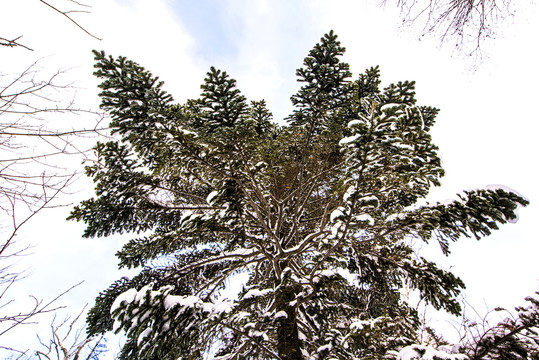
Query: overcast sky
1 0 538 356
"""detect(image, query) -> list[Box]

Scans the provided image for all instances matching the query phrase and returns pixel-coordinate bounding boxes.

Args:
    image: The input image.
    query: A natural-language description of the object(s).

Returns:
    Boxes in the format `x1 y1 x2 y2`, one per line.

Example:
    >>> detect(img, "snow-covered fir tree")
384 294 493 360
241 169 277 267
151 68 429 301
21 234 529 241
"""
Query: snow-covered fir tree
69 32 537 359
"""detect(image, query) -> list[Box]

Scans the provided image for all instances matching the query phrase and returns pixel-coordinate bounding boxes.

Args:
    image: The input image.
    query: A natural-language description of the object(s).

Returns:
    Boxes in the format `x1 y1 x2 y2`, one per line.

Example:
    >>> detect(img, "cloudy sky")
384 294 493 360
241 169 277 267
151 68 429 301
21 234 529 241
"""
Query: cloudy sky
1 0 538 356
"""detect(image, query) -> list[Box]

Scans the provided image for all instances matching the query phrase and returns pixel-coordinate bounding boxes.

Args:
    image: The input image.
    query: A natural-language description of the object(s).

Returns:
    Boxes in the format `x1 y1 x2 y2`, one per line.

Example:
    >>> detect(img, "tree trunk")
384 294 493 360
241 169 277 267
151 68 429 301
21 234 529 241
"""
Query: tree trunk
276 286 302 360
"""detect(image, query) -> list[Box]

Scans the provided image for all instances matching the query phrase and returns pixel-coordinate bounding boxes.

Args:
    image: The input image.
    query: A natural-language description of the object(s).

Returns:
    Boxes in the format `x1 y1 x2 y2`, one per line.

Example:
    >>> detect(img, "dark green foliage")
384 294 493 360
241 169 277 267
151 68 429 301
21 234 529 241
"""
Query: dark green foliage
71 33 529 359
200 66 248 133
292 31 352 107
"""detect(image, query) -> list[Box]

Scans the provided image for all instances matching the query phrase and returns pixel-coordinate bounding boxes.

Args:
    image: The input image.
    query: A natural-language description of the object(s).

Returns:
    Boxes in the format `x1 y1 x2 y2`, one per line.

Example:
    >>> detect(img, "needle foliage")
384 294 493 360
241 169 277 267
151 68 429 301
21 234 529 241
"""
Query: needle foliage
69 32 529 360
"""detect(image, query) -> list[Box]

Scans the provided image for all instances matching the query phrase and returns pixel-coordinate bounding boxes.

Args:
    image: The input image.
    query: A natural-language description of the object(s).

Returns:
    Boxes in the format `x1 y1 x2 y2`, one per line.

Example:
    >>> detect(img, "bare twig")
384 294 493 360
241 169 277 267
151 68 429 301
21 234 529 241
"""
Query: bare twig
2 0 100 51
35 304 107 360
0 282 83 338
38 0 101 41
385 0 516 57
0 58 105 356
0 36 33 51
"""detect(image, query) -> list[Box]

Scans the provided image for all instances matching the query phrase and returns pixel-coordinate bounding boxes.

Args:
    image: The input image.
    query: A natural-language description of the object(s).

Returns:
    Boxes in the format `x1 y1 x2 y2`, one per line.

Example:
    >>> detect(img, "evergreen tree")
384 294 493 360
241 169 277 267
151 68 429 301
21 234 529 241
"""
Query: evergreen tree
69 32 531 359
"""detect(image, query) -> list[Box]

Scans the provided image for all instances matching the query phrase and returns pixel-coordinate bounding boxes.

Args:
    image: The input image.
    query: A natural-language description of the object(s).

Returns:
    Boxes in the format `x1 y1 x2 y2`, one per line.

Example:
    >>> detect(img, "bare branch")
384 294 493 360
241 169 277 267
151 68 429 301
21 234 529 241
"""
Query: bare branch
0 173 74 258
0 58 104 357
38 0 101 41
0 282 83 338
0 36 33 51
35 305 107 360
2 0 100 51
386 0 516 57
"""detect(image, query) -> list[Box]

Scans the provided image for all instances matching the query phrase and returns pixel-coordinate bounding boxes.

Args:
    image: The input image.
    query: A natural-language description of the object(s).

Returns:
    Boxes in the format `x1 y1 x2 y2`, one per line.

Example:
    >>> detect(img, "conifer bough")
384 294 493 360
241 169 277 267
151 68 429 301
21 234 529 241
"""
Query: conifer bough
69 32 533 359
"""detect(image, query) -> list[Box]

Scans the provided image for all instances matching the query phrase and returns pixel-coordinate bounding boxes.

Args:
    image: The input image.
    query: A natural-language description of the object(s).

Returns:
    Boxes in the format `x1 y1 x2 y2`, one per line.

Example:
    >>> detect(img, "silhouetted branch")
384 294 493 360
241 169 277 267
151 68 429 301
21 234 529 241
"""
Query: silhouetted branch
38 0 101 41
385 0 516 57
1 0 100 51
35 305 107 360
0 36 33 51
